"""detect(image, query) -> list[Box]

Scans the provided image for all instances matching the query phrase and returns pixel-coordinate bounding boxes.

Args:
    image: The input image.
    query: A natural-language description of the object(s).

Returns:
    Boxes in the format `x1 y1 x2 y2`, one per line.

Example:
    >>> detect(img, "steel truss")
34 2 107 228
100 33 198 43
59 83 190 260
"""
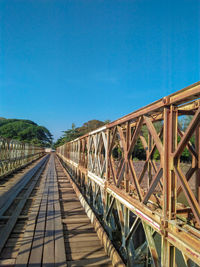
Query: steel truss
57 82 200 266
0 137 45 178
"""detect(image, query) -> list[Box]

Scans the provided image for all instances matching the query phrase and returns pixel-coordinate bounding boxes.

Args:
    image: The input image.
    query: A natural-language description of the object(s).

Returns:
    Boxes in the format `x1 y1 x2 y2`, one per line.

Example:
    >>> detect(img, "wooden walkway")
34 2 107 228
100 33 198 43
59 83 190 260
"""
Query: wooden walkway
55 157 112 267
0 154 113 266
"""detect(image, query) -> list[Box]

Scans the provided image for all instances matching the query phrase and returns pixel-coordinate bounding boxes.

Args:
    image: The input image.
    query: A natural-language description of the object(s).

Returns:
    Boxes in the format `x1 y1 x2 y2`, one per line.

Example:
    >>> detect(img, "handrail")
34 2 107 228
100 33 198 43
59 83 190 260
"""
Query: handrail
0 136 45 178
56 81 200 266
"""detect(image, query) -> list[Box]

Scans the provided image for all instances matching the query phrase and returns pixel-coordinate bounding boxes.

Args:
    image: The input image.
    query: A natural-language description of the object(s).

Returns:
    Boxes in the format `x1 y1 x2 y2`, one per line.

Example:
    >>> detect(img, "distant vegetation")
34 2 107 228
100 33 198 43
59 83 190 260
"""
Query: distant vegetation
54 119 110 148
129 116 194 162
0 118 53 147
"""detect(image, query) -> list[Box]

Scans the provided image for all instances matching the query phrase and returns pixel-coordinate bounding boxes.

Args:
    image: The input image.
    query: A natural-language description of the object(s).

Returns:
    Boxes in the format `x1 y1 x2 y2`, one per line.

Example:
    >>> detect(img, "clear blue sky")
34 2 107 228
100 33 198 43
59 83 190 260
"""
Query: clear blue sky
0 0 200 141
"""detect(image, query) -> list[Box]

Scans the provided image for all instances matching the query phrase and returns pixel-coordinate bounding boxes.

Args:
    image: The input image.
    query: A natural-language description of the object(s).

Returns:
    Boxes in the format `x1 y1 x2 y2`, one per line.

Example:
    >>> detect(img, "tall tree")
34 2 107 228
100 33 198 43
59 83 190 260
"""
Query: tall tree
0 118 53 147
54 119 106 148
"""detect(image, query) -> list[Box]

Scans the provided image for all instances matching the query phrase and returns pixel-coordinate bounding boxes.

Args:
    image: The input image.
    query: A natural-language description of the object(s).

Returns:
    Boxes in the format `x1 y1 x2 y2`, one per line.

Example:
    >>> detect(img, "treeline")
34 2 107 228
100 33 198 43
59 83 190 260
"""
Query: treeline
54 120 110 148
0 118 53 147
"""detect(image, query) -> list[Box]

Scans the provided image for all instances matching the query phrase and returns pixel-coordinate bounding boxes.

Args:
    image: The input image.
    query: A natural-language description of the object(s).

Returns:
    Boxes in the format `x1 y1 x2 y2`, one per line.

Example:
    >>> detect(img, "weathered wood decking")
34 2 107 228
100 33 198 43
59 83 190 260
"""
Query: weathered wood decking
0 154 113 266
55 157 112 267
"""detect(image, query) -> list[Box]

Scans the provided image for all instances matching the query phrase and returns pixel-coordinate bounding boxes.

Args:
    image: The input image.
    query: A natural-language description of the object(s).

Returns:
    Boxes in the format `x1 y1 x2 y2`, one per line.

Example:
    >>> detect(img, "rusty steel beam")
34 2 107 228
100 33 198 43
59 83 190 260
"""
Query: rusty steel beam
57 82 200 266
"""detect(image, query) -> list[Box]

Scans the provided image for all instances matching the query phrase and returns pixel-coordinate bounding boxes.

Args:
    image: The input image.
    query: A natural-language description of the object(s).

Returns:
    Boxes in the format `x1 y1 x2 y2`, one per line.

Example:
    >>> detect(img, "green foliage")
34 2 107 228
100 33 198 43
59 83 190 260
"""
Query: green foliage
178 115 194 162
177 135 194 162
0 118 52 147
104 119 111 124
54 120 106 148
133 121 162 161
112 145 122 159
53 137 66 148
132 139 146 160
179 115 193 131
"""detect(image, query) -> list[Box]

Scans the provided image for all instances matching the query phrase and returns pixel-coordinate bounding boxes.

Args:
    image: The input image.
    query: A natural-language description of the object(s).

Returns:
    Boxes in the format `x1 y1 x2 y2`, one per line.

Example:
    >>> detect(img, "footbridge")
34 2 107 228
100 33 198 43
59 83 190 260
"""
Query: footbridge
0 82 200 266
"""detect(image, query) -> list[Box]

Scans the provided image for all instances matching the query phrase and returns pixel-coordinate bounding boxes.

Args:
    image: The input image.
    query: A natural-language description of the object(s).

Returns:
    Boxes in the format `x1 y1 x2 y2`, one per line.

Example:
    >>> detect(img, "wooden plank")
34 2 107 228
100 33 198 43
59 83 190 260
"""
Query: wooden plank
0 156 48 216
53 157 67 267
54 156 113 267
15 160 49 266
62 217 91 224
61 198 81 202
66 244 102 253
64 213 85 218
42 175 55 266
65 232 98 239
67 248 107 260
0 258 15 266
65 240 103 249
65 238 99 246
64 228 95 234
62 205 83 210
67 256 112 267
1 246 19 259
28 164 50 265
0 157 47 255
65 224 94 231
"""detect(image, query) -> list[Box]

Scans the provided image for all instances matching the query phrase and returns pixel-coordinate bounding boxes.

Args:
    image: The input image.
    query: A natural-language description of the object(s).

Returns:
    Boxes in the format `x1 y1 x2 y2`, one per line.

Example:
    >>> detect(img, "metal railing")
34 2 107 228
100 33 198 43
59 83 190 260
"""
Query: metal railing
0 137 45 178
57 81 200 267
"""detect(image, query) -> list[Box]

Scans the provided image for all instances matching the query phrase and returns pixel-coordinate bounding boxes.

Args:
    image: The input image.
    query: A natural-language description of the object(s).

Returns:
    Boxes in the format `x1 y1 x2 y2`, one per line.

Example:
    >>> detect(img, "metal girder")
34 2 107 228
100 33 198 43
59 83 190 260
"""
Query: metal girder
56 82 200 266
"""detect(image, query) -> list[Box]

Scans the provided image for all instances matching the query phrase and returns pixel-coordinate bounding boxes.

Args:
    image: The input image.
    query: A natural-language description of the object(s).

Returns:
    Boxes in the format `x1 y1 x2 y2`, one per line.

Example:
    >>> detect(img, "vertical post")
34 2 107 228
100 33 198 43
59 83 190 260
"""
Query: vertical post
106 129 110 182
148 133 152 188
78 140 80 165
170 106 178 220
196 127 200 204
125 122 130 192
87 136 90 172
104 129 110 222
162 107 170 267
161 106 177 267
